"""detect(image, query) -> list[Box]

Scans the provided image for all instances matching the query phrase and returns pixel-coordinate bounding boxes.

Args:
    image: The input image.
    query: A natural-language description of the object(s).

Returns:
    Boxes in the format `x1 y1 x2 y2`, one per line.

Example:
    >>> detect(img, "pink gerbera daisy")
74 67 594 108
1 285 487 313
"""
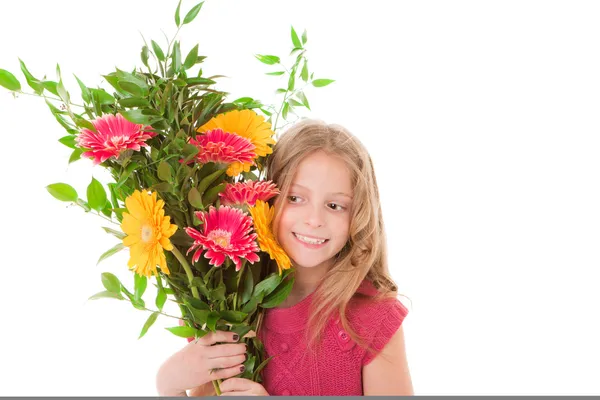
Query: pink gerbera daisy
75 113 155 165
185 205 260 271
189 128 256 166
219 180 280 207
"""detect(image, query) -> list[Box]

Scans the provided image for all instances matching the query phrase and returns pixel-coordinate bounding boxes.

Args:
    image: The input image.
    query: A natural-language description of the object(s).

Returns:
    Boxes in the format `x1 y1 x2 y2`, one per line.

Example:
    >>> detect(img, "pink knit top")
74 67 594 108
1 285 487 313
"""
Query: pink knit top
256 279 409 396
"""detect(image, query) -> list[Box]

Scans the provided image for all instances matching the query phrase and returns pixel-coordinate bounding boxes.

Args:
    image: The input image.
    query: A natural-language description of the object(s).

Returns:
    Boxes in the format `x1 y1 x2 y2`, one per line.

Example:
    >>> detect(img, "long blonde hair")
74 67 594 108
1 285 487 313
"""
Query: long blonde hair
264 118 403 356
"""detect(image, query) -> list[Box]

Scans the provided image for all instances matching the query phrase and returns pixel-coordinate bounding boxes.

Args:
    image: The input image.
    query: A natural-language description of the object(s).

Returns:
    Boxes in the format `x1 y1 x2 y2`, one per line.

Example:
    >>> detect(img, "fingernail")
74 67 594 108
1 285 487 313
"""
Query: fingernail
240 365 245 372
233 334 239 341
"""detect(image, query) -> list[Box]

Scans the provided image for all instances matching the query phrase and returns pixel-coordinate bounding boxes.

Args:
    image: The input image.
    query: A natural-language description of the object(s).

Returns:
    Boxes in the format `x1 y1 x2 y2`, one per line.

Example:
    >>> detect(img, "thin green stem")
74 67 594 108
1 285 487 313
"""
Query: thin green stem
171 246 200 299
138 305 181 320
164 26 183 76
17 91 85 108
212 380 222 396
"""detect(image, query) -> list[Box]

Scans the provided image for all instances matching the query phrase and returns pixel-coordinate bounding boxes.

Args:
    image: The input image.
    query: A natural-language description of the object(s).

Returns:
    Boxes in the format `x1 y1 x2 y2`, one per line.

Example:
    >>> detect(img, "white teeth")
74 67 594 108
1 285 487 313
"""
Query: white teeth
294 233 326 245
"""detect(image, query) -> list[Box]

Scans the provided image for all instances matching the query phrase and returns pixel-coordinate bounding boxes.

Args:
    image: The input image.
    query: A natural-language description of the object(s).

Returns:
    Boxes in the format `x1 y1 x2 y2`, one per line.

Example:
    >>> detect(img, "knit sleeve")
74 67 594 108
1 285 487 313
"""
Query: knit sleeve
361 299 409 366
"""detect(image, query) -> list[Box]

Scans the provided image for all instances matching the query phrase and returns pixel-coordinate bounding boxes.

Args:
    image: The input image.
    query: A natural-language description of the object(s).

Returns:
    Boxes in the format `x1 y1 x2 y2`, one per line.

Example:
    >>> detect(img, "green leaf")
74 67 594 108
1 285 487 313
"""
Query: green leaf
89 88 115 105
89 290 124 301
151 182 173 192
69 148 84 164
291 26 302 49
55 64 70 103
301 60 308 82
231 324 253 339
241 265 254 305
175 0 182 26
76 198 91 212
297 91 310 110
184 44 199 70
121 109 153 124
287 73 295 91
253 355 275 381
139 311 159 339
186 77 215 85
165 325 198 338
156 284 167 311
101 202 112 218
241 295 260 314
97 243 125 265
118 97 151 108
0 69 21 91
233 97 254 104
255 54 280 65
241 354 256 378
134 273 147 301
312 78 335 87
188 187 203 209
266 71 285 76
261 277 294 308
152 40 165 61
182 144 198 163
118 81 143 97
206 311 220 331
254 273 282 298
46 183 78 202
172 41 182 73
187 307 210 325
302 29 308 45
101 272 122 294
183 1 204 25
41 80 58 96
73 75 90 103
102 226 126 239
282 102 289 119
289 99 303 107
73 115 96 132
141 45 150 68
116 161 140 189
58 135 76 149
210 284 226 302
202 183 226 206
185 294 211 310
197 167 227 198
18 59 43 94
158 161 173 182
220 310 248 324
87 177 107 212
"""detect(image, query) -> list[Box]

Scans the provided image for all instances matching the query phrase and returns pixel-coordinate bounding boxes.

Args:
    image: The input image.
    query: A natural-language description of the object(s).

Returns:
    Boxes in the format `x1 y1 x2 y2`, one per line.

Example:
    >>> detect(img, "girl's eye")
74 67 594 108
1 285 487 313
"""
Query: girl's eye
288 195 301 203
328 203 345 211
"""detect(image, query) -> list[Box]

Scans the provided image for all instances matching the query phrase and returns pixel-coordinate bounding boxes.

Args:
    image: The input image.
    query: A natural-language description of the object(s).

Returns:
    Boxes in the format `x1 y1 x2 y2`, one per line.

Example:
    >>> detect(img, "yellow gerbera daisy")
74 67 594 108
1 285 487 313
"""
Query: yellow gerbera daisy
198 109 276 177
121 190 178 277
248 200 291 275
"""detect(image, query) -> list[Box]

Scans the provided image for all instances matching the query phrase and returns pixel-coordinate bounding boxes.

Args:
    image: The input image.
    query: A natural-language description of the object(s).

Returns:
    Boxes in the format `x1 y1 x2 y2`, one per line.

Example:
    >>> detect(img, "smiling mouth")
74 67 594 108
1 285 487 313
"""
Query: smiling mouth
293 232 329 245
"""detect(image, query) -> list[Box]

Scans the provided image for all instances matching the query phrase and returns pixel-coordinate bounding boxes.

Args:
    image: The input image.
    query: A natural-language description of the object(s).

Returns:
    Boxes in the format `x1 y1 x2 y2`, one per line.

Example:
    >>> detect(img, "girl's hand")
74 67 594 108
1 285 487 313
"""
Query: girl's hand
155 329 247 396
219 377 270 396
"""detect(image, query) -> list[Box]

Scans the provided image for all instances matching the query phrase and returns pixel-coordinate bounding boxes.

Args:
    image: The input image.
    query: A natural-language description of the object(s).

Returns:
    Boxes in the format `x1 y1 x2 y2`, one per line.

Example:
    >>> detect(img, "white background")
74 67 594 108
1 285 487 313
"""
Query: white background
0 0 599 395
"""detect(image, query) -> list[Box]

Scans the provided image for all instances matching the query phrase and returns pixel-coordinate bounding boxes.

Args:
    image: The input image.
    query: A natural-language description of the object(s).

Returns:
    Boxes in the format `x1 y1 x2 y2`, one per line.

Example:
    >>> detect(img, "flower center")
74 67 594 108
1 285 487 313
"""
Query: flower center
141 225 154 242
208 229 231 248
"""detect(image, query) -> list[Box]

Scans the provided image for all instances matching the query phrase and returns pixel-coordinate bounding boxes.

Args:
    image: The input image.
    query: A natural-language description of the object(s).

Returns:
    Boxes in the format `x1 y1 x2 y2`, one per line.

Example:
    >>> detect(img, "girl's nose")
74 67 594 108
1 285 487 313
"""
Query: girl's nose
304 204 325 228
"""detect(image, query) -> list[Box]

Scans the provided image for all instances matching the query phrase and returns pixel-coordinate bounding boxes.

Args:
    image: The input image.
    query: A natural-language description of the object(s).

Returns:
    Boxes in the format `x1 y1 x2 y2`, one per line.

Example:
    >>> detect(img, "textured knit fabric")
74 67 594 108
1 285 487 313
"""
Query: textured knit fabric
257 279 409 396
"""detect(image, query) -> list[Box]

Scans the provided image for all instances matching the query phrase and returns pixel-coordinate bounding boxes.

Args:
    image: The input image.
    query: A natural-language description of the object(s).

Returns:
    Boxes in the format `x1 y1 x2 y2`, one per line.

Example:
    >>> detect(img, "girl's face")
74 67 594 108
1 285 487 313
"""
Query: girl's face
276 150 354 270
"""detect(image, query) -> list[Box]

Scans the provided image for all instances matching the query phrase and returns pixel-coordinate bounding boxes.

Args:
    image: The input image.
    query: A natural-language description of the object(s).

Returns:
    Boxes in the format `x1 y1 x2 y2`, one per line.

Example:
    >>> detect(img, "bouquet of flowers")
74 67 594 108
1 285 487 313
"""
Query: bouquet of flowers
0 1 333 394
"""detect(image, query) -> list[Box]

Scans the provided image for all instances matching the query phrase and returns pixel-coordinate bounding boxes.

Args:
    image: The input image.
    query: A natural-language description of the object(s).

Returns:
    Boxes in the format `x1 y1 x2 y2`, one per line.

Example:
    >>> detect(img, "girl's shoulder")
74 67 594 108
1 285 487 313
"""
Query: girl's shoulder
346 279 409 365
349 279 408 319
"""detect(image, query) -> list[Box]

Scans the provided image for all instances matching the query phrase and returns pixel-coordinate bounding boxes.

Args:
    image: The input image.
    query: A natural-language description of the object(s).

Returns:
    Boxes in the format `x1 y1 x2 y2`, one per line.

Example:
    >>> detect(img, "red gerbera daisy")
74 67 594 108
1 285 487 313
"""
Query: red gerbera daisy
75 113 155 164
185 205 260 271
189 128 256 166
219 180 280 207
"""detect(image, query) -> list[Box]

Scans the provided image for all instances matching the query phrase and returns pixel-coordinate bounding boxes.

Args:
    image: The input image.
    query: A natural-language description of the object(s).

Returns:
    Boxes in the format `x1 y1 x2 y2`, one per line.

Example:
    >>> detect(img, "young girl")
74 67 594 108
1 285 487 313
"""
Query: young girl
155 119 413 396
